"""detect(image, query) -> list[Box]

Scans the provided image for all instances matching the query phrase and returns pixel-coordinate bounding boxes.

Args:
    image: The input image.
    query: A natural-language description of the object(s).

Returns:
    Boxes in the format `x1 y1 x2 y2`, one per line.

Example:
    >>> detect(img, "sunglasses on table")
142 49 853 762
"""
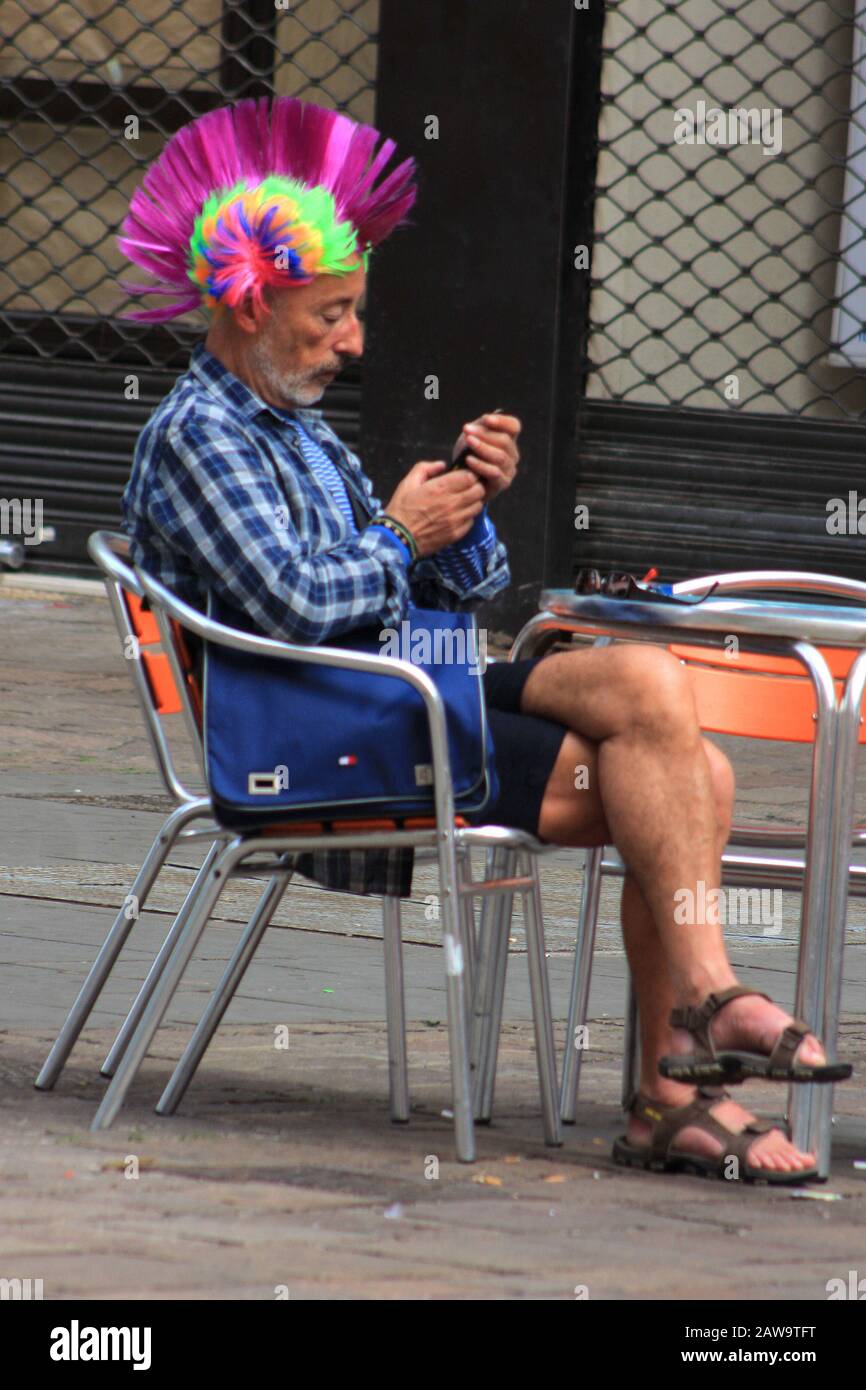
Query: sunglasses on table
572 568 719 605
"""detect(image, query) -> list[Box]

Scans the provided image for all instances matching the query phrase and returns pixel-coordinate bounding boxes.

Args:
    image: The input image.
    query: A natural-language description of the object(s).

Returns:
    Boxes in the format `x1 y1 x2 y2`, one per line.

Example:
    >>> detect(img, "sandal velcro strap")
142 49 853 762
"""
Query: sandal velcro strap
631 1089 731 1164
669 985 771 1057
712 1115 780 1168
769 1019 809 1071
634 1089 778 1167
742 1117 776 1136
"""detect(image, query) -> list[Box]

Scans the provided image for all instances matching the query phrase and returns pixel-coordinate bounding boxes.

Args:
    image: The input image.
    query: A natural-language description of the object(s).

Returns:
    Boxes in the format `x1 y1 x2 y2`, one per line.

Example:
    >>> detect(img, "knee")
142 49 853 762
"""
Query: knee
610 644 698 737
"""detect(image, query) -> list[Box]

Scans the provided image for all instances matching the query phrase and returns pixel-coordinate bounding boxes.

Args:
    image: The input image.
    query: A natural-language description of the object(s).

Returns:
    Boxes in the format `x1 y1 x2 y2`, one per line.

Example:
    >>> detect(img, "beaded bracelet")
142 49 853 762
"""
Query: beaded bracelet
370 512 418 563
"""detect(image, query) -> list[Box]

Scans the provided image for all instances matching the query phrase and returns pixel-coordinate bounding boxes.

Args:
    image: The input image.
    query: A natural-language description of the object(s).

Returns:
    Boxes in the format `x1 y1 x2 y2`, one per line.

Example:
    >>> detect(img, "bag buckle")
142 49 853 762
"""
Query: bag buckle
247 772 282 795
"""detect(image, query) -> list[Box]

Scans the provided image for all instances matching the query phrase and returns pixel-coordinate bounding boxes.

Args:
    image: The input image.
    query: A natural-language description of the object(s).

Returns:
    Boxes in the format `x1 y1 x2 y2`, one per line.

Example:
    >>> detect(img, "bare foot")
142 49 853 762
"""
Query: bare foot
671 992 827 1069
627 1090 816 1173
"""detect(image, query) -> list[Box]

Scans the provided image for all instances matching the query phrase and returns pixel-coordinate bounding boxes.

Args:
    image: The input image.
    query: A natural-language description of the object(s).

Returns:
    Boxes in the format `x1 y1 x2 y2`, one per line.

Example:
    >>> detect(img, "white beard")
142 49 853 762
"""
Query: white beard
249 337 331 409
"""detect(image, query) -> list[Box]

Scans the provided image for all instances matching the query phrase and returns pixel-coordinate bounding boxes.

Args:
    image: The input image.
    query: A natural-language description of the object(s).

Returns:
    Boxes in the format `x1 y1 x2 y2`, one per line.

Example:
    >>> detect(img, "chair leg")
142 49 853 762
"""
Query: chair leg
458 849 478 1007
478 862 514 1121
521 852 562 1146
470 847 500 1106
471 848 514 1122
621 974 640 1112
100 839 224 1077
560 846 603 1123
437 835 475 1162
90 838 247 1131
156 869 293 1116
35 800 212 1091
382 896 410 1123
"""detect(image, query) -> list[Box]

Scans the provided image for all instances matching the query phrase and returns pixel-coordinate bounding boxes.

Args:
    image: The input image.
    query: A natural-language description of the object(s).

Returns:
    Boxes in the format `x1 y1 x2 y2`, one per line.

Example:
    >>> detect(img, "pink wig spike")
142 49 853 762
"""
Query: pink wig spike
117 96 417 322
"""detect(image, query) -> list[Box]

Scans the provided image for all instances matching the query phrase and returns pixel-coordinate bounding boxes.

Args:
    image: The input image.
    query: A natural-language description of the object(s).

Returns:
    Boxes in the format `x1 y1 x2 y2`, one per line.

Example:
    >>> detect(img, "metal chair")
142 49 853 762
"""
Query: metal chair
36 531 435 1122
34 532 422 1109
56 534 560 1160
512 570 866 1177
35 534 231 1093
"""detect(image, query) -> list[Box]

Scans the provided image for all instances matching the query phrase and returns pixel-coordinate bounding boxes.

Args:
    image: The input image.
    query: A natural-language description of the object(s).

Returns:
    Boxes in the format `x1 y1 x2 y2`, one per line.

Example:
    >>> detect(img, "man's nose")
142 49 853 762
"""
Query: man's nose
333 314 364 357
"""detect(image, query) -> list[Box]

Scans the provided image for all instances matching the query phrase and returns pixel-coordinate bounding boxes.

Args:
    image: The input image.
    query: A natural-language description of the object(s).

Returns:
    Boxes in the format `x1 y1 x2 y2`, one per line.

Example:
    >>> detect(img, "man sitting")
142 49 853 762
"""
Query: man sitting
121 95 847 1184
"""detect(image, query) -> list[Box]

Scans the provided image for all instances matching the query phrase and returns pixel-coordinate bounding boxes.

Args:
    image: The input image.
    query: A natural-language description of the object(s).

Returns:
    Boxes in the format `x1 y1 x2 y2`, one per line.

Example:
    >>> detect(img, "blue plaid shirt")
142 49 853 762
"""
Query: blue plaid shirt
123 343 510 643
122 343 512 900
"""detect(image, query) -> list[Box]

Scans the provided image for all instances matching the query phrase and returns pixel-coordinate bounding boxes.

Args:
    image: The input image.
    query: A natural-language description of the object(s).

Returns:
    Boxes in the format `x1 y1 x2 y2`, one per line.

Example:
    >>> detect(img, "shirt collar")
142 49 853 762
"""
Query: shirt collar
187 342 323 432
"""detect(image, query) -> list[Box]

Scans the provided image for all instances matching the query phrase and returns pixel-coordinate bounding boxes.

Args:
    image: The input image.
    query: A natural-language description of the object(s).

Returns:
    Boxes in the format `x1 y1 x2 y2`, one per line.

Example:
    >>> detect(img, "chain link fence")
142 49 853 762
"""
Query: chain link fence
0 0 380 367
586 0 866 422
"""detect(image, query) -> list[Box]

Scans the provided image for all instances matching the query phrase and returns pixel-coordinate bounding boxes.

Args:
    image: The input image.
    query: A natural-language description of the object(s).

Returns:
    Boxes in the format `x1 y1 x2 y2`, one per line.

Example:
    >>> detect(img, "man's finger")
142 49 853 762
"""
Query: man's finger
463 455 500 480
452 489 485 513
439 468 484 491
464 413 521 437
464 432 508 465
467 479 487 501
482 412 520 435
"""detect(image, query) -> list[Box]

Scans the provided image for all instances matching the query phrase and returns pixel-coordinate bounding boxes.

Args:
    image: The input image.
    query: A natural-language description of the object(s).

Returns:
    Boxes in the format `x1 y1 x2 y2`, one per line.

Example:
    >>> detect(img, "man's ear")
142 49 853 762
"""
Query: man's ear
232 293 270 336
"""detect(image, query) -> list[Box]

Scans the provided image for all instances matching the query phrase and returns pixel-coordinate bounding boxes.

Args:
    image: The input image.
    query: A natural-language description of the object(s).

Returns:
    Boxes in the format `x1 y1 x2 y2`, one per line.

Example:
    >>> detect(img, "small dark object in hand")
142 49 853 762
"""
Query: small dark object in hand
447 406 505 472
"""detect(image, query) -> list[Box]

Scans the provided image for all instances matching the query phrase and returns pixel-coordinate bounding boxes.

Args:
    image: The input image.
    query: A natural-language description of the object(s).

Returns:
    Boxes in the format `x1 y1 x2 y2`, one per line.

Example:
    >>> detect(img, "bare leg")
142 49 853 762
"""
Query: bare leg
526 647 821 1172
524 644 825 1060
528 645 738 997
621 873 814 1173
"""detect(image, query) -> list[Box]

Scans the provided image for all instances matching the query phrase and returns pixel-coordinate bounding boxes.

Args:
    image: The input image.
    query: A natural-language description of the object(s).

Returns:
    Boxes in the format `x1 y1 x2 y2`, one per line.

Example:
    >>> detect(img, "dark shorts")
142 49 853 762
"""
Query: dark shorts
465 657 568 835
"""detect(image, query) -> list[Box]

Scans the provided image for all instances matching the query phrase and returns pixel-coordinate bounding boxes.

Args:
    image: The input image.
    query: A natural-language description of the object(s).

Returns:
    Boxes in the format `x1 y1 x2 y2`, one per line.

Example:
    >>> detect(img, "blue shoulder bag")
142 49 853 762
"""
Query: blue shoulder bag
203 595 498 828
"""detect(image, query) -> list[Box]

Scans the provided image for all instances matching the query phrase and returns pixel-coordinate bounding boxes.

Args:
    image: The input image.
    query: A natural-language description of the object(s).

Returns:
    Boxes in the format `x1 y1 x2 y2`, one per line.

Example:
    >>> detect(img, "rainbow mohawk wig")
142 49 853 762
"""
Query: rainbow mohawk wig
117 96 417 322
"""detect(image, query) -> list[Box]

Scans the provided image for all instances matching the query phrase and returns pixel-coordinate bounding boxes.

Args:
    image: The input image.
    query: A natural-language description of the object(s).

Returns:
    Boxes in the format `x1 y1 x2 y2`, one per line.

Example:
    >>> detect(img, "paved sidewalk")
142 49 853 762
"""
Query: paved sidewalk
2 585 866 1299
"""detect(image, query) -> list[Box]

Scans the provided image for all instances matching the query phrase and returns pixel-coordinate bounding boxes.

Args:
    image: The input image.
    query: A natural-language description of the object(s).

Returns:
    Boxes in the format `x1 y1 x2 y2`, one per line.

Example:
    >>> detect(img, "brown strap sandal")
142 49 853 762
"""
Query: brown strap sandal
612 1087 821 1184
657 985 852 1086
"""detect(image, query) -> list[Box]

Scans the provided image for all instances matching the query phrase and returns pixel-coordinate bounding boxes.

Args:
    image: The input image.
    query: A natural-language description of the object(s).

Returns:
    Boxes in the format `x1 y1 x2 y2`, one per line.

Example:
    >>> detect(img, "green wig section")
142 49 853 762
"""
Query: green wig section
187 175 369 287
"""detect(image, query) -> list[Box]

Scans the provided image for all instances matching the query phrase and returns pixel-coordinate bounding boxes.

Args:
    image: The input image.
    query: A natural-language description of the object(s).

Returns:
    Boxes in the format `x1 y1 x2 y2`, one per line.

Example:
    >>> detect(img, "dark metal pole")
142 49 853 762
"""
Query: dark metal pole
221 0 279 102
360 0 603 636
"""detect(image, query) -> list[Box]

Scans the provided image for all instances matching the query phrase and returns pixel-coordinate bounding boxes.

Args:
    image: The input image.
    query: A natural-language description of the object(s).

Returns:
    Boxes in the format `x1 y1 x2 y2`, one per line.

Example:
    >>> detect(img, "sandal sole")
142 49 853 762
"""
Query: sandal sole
659 1055 852 1085
611 1138 822 1186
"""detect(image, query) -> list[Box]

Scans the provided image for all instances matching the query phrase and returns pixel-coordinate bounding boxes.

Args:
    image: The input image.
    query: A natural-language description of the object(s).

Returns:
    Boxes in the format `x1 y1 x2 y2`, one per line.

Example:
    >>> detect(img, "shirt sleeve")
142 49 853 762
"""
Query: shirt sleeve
366 521 413 566
151 414 414 644
431 509 499 588
410 509 510 611
329 430 511 611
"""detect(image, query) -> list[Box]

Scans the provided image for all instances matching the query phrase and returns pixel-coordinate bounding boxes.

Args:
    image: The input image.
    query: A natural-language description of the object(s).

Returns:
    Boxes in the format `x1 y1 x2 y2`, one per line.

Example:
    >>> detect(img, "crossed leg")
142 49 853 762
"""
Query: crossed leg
520 641 822 1173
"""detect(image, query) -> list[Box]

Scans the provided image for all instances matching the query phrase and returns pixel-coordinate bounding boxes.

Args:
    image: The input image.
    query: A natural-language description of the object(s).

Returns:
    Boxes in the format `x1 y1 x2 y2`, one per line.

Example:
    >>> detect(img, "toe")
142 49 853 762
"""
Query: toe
749 1129 816 1173
797 1034 826 1067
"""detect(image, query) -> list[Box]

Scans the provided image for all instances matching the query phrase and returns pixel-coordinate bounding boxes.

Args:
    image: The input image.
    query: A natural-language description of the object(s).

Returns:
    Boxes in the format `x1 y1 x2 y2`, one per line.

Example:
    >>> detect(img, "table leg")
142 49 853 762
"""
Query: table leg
788 643 842 1170
801 650 866 1173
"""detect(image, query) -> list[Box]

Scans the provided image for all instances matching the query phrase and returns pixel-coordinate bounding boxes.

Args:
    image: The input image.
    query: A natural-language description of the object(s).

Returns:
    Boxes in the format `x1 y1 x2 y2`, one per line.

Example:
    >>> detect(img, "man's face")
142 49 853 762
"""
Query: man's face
247 261 366 409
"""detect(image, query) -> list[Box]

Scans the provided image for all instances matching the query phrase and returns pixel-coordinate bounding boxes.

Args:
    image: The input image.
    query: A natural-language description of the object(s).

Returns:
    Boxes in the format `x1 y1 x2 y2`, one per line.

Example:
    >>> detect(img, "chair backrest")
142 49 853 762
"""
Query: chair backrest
92 531 467 834
669 571 866 745
125 590 182 716
667 643 865 743
88 531 205 803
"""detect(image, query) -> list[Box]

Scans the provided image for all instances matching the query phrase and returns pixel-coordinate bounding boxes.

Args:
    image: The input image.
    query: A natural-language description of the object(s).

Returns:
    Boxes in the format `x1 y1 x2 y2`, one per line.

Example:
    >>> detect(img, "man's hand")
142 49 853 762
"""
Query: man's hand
453 411 521 501
385 461 486 558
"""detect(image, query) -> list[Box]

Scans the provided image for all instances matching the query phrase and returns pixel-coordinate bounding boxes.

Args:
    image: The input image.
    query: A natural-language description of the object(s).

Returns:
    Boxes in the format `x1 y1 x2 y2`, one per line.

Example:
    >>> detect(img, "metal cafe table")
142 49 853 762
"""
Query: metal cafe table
511 577 866 1175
